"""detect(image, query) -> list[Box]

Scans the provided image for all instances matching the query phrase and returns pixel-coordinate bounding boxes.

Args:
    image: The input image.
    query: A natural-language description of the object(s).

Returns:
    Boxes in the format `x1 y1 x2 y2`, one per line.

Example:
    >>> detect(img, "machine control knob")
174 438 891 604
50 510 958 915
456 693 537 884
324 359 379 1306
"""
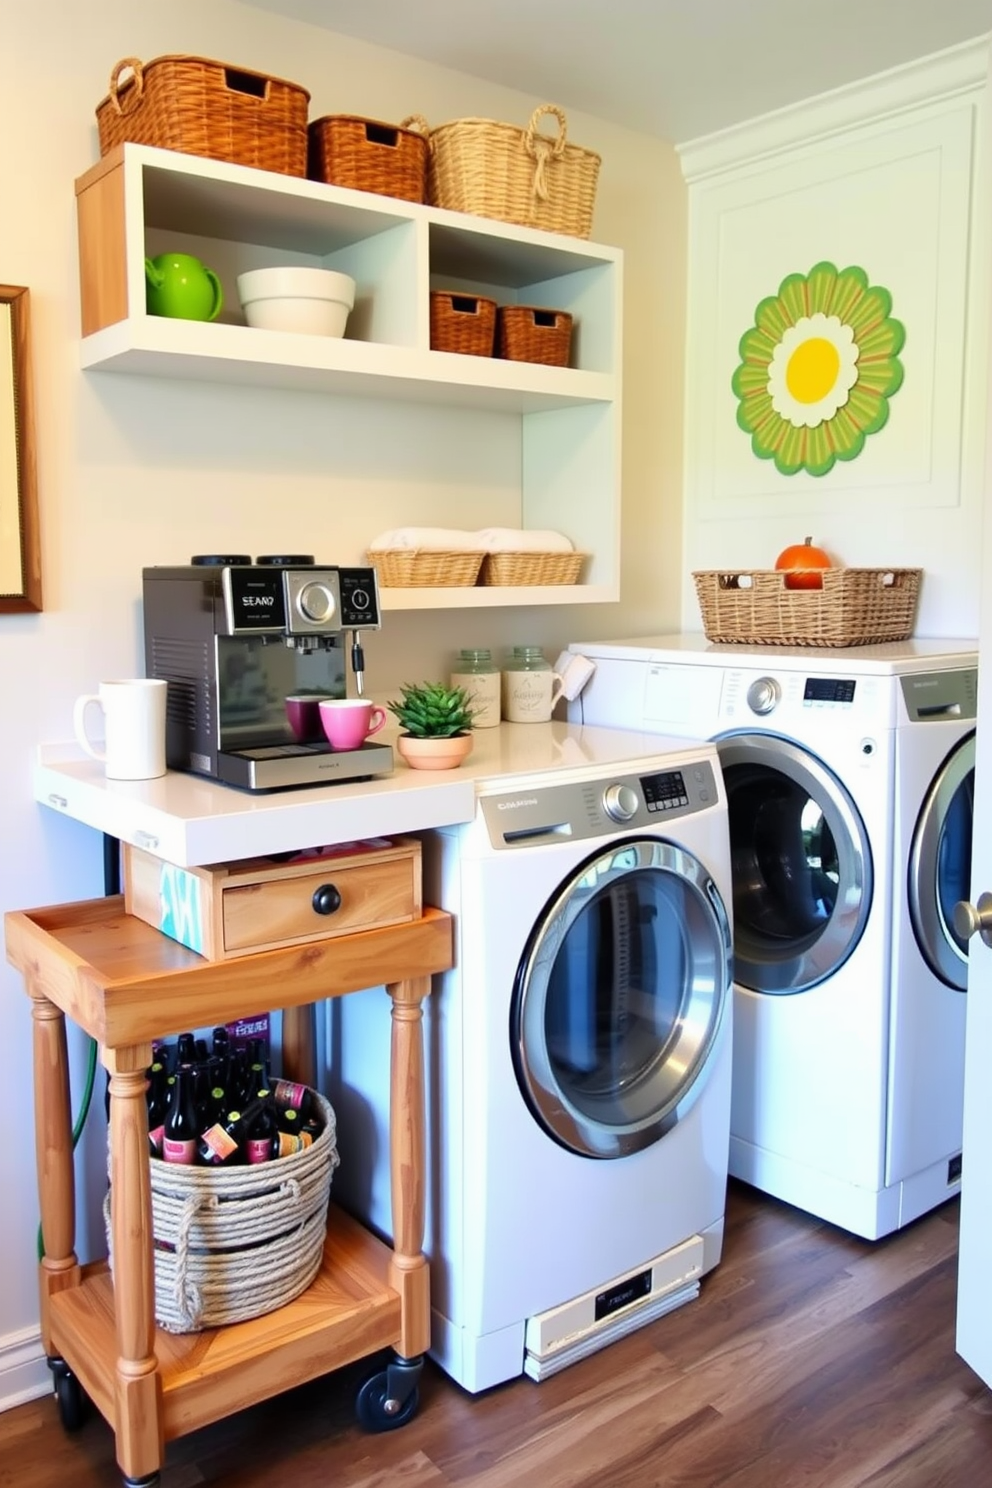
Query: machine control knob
298 581 336 624
602 783 639 822
953 893 992 948
747 677 781 715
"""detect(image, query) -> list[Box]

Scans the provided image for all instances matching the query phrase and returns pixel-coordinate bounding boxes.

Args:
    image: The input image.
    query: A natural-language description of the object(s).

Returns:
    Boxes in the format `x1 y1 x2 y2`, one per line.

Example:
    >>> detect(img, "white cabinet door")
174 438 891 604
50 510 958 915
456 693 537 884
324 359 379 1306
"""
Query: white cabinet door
955 45 992 1389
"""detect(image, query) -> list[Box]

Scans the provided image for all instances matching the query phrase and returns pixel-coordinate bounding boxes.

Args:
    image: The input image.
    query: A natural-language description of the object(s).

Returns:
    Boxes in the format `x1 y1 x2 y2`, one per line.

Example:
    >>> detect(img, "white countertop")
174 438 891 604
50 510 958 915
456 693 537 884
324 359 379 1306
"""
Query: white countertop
35 720 697 866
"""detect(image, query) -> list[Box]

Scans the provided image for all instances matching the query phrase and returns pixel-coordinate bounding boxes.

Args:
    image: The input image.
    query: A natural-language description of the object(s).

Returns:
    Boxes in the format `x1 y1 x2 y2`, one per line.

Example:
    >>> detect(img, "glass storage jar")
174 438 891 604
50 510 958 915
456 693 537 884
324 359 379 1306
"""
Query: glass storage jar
501 646 564 723
450 648 500 728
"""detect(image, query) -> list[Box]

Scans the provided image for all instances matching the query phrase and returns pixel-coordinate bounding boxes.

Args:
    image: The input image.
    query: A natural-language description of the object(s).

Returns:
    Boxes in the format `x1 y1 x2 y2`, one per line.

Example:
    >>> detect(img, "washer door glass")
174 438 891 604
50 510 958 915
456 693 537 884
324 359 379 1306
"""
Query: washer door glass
909 732 975 990
511 837 732 1160
719 732 872 995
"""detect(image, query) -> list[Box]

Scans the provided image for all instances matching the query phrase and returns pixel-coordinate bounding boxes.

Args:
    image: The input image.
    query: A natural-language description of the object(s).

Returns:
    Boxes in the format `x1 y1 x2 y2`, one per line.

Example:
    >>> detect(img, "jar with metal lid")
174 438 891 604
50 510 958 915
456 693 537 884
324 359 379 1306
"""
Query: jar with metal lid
501 646 564 723
450 648 500 728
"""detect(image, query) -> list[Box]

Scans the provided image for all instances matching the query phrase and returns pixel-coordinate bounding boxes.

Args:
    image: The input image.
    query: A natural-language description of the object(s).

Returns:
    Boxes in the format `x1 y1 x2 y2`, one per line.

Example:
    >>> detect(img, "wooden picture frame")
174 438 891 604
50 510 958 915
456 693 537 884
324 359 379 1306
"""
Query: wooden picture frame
0 284 42 612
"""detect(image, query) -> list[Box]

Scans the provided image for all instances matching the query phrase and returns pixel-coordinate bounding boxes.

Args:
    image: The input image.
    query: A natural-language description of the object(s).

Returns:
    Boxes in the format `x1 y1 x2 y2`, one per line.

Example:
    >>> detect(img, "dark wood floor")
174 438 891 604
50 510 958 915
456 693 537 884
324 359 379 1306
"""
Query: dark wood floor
2 1181 990 1487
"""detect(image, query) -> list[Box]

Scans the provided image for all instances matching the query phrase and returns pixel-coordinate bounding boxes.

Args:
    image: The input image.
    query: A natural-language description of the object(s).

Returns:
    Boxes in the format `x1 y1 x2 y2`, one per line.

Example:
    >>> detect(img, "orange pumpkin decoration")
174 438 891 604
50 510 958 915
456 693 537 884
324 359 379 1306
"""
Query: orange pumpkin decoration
774 536 832 590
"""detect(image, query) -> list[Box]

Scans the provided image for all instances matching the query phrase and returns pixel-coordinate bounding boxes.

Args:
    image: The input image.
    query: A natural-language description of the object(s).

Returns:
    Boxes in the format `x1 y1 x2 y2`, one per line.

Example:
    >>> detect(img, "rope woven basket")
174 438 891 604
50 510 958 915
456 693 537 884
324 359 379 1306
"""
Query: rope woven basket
105 1091 338 1333
496 306 573 367
692 567 922 647
307 113 429 201
426 104 601 238
368 549 486 587
480 551 586 586
96 55 310 177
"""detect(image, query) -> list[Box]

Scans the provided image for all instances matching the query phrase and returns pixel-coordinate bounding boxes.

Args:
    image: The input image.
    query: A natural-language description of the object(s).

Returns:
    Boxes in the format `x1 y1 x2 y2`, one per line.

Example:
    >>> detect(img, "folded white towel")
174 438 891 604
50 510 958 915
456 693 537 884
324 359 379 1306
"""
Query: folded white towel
368 527 484 552
474 528 574 553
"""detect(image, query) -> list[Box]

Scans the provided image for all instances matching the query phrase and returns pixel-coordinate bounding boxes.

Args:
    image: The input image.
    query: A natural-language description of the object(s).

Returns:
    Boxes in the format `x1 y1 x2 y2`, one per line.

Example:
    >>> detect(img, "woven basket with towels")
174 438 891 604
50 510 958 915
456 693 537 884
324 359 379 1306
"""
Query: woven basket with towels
367 528 586 587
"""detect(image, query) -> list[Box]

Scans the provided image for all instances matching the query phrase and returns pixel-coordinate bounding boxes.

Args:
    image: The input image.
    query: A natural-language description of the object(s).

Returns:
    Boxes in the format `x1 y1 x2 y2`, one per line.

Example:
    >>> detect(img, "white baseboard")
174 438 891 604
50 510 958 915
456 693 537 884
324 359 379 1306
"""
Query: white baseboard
0 1325 51 1413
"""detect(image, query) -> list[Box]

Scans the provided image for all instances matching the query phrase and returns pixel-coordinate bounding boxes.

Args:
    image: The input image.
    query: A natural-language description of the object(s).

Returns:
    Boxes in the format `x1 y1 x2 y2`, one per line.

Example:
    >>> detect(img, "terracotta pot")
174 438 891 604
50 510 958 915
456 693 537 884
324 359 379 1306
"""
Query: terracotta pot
396 732 474 771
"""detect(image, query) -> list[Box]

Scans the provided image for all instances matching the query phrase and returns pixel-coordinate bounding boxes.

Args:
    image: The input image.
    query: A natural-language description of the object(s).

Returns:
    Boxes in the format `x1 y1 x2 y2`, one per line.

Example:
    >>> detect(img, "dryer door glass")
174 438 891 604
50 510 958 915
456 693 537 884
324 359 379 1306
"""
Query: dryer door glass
909 731 975 990
511 837 732 1159
718 732 873 995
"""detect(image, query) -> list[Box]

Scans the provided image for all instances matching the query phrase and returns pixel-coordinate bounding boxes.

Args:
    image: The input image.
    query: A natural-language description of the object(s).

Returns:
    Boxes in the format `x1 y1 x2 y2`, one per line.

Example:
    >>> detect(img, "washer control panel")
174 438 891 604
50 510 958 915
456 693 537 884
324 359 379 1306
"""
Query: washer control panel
480 758 719 850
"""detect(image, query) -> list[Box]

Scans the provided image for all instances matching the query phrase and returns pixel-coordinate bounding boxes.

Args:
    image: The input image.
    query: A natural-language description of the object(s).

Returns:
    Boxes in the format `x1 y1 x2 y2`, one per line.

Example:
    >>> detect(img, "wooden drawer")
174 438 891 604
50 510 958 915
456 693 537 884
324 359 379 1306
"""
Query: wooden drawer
123 836 422 959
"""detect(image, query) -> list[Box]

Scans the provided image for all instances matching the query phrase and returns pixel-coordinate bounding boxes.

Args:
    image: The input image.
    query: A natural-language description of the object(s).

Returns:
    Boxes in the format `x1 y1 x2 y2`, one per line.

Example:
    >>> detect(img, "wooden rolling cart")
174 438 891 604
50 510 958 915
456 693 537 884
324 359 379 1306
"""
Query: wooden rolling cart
4 892 453 1487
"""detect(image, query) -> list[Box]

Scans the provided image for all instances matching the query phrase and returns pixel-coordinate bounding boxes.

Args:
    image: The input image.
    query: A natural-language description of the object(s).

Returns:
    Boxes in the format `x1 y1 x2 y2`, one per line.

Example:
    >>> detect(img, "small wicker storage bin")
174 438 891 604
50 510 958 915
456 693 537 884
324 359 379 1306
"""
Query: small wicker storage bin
429 292 497 356
480 551 586 586
106 1091 338 1333
427 104 601 239
96 55 310 177
368 549 486 587
307 113 429 202
497 306 573 367
692 567 922 647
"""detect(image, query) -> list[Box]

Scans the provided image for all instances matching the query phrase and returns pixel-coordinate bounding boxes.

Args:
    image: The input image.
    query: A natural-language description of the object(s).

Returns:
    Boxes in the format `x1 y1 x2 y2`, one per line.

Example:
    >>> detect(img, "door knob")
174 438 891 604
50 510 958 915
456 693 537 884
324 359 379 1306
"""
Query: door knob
952 893 992 947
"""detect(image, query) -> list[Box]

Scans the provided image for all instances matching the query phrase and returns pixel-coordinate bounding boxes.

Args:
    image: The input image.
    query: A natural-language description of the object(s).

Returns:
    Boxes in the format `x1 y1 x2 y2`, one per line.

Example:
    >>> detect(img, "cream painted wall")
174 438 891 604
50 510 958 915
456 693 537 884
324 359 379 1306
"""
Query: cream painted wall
0 0 684 1406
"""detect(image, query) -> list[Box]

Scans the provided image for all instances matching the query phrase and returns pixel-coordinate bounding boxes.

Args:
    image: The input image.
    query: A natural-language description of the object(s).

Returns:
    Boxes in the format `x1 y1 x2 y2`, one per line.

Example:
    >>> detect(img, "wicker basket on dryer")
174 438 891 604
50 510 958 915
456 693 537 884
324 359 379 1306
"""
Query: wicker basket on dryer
95 55 310 176
692 567 922 647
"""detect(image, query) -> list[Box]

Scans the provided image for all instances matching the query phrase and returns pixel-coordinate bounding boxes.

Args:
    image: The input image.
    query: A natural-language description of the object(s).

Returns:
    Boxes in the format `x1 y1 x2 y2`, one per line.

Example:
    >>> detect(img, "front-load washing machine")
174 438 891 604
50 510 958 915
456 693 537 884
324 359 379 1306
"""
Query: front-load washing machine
566 635 977 1239
327 723 733 1392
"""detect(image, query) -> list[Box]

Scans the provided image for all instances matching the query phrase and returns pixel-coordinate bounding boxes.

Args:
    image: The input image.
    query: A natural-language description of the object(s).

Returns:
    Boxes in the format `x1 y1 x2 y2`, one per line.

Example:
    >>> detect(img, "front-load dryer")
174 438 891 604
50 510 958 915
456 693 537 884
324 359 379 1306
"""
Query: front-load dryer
566 635 977 1239
327 725 733 1392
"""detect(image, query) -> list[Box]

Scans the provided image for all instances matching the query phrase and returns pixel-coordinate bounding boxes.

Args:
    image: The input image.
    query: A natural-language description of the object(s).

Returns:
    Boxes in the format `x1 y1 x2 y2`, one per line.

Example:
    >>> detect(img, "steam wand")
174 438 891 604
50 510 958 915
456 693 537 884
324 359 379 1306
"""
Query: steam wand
350 629 365 698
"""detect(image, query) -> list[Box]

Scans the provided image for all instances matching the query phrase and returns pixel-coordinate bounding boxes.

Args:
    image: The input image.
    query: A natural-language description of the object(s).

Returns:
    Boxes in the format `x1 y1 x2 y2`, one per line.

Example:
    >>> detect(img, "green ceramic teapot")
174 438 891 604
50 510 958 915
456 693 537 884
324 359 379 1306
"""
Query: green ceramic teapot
145 252 223 321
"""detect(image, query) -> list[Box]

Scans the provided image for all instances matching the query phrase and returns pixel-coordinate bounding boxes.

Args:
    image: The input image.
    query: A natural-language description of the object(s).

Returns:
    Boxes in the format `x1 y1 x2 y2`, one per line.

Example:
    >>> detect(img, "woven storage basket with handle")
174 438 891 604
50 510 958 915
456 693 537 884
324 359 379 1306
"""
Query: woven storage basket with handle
429 292 497 356
427 104 601 238
105 1091 338 1333
496 305 573 367
96 55 310 177
692 567 922 647
307 113 429 201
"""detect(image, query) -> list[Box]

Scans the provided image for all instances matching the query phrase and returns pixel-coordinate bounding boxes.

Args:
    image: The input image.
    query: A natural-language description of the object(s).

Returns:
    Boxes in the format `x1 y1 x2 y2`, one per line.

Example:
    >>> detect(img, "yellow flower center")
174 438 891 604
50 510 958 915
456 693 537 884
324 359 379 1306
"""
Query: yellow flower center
785 337 841 405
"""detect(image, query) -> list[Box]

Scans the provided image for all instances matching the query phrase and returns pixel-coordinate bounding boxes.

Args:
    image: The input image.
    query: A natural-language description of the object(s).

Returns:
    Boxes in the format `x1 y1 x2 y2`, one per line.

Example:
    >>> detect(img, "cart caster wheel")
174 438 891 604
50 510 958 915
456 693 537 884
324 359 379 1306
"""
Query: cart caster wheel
355 1360 421 1431
49 1359 88 1432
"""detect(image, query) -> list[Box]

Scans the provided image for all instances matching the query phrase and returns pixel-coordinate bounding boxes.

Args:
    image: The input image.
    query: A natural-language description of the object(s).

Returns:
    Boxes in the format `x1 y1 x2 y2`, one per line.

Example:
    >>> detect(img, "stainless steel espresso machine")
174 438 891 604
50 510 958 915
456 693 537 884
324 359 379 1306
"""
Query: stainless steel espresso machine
143 555 392 791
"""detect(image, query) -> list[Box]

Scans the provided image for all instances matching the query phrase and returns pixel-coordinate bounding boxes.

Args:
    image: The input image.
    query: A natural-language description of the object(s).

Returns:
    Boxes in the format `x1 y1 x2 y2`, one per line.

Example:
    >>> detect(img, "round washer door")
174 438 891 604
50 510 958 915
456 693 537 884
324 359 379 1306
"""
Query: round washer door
909 731 975 990
511 836 732 1160
718 731 873 995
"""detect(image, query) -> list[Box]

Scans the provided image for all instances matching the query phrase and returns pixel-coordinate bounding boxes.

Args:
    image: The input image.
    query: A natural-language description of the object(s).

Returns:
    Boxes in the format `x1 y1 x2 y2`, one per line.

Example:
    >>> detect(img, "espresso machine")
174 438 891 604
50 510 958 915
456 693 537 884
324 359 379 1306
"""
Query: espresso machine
143 555 392 791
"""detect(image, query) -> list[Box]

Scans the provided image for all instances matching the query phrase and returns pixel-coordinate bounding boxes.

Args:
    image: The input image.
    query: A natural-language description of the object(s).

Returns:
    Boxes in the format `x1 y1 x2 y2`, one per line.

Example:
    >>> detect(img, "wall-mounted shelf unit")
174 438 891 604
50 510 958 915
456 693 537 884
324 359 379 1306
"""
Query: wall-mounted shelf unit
74 145 623 610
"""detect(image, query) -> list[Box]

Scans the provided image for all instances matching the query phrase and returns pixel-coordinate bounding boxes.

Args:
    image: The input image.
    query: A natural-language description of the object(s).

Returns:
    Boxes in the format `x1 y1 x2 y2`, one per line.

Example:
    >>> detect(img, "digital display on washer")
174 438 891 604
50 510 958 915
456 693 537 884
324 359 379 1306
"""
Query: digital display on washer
804 677 856 703
641 769 689 813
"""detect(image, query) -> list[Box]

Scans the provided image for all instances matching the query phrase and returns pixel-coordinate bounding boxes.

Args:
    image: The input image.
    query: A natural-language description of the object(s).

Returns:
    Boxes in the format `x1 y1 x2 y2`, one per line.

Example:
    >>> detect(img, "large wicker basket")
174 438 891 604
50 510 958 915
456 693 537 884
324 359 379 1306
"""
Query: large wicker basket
106 1091 338 1333
692 567 922 647
368 548 486 587
427 104 601 238
307 113 429 201
96 55 310 177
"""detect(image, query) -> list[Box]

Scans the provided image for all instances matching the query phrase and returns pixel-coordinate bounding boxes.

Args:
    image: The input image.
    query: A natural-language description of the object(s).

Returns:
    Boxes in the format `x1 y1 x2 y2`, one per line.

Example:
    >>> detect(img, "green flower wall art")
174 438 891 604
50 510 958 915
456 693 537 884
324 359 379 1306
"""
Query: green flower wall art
731 261 905 477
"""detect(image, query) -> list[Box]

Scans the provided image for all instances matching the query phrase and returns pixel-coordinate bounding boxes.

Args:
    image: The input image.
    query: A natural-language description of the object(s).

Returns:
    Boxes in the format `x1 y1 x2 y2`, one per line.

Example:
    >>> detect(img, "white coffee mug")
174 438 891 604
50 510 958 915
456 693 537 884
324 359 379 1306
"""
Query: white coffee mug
73 679 168 781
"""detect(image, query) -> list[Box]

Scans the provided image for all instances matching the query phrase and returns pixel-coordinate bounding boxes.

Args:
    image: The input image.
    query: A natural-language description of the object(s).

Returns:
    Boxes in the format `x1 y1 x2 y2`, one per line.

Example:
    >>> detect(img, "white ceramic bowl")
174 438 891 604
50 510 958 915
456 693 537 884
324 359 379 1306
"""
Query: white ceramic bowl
236 267 357 337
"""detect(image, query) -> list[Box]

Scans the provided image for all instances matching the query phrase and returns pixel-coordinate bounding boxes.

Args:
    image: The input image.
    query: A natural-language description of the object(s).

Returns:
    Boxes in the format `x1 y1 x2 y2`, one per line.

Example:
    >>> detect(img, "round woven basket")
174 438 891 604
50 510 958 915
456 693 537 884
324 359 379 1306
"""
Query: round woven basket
105 1090 339 1333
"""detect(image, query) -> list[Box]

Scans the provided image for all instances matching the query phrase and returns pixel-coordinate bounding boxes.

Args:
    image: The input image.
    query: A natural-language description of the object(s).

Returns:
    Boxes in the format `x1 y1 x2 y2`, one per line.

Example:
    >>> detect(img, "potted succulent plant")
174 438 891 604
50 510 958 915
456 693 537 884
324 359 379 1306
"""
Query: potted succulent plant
386 681 478 771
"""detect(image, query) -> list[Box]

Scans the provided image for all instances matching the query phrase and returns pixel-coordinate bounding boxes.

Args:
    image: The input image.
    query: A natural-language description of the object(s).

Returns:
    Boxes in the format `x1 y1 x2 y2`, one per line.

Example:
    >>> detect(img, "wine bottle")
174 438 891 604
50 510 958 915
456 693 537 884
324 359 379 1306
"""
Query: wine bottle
272 1078 315 1121
146 1061 169 1157
244 1093 277 1165
175 1031 196 1068
162 1066 199 1165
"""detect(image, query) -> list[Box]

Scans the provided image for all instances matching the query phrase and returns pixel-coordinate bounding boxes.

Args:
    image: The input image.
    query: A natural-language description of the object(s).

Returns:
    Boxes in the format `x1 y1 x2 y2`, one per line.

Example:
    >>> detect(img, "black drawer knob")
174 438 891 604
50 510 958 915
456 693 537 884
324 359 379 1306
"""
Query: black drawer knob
312 883 342 916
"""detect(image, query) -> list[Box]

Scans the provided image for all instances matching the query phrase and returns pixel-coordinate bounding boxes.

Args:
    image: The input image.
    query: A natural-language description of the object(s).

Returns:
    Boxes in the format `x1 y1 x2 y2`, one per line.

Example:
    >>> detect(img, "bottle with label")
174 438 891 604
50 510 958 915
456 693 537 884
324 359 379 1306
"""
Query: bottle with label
501 647 564 723
450 648 501 728
161 1066 200 1165
245 1094 278 1165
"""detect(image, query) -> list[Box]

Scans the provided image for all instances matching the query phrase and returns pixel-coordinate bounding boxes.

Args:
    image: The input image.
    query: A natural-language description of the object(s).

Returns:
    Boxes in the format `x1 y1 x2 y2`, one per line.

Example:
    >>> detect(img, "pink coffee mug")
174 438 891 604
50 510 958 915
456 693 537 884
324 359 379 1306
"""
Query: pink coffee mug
319 698 387 752
285 694 330 742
